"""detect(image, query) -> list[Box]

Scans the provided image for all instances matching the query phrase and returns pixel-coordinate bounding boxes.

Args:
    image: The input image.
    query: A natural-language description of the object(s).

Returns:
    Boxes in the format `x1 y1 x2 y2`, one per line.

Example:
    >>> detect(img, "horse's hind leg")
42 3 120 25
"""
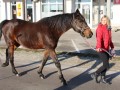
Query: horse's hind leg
9 45 19 76
49 50 67 85
38 49 49 79
2 43 20 67
2 48 9 67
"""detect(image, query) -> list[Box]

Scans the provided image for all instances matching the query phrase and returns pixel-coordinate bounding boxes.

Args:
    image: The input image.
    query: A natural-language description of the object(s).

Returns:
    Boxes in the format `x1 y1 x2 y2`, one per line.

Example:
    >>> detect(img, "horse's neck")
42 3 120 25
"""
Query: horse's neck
64 15 73 31
57 26 72 41
58 17 73 37
60 20 72 33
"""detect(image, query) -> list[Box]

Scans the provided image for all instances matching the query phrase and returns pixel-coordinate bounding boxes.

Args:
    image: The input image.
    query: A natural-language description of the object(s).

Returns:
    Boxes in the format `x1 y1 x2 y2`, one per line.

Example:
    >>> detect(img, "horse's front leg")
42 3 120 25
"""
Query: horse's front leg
49 50 67 85
2 48 9 67
9 45 19 76
38 49 49 79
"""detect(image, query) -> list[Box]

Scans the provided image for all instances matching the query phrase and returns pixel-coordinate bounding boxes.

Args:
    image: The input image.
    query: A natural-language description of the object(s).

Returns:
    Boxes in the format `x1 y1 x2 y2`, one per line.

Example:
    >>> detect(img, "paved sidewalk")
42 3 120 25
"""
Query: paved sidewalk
0 28 120 72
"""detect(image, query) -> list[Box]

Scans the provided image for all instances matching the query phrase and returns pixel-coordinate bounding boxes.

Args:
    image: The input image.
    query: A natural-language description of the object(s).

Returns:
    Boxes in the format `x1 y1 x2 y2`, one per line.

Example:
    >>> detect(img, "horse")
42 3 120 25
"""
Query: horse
0 9 93 85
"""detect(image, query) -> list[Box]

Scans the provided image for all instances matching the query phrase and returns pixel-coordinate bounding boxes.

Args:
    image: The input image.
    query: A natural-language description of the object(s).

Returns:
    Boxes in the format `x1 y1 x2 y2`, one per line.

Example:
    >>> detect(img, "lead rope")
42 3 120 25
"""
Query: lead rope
82 37 114 57
0 52 3 65
0 57 2 65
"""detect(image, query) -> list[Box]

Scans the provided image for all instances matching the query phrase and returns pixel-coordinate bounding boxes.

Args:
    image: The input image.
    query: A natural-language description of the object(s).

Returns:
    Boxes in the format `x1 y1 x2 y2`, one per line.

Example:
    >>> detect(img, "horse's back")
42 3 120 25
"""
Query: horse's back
2 17 64 49
14 19 57 49
12 20 45 49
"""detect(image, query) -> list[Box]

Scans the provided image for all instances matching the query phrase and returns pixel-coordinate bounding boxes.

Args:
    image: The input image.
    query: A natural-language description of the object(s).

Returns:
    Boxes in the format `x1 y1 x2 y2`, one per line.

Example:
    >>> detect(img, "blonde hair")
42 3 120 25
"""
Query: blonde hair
101 15 111 26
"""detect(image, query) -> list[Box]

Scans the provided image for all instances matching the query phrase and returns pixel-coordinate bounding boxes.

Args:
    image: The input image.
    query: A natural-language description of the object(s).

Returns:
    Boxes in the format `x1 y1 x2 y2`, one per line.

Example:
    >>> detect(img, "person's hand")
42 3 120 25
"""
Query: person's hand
110 48 116 57
96 48 102 52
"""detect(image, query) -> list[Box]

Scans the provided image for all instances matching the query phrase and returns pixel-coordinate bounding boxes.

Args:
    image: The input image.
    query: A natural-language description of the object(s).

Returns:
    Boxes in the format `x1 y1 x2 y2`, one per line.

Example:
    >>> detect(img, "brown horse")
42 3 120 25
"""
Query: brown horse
0 9 93 85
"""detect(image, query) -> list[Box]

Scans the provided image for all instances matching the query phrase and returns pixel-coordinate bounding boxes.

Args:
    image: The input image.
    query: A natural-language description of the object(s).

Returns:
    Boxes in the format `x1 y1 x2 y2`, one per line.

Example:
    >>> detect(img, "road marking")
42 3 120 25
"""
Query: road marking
71 39 80 53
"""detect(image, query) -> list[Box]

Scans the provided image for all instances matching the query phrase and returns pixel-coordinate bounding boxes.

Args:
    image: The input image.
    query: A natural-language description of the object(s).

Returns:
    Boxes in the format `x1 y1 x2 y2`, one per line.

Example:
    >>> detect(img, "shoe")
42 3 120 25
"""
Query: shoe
100 76 107 84
91 72 99 79
95 75 100 83
91 72 100 83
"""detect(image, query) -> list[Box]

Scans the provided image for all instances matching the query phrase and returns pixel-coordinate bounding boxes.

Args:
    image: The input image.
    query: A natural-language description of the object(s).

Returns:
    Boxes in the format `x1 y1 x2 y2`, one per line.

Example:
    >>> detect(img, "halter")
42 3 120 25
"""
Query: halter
0 54 3 65
72 14 86 34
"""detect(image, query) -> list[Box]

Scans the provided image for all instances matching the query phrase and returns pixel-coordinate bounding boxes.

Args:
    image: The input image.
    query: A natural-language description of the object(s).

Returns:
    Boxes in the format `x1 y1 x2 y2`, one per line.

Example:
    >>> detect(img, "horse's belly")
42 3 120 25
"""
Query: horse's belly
16 32 45 49
18 40 45 49
24 43 44 49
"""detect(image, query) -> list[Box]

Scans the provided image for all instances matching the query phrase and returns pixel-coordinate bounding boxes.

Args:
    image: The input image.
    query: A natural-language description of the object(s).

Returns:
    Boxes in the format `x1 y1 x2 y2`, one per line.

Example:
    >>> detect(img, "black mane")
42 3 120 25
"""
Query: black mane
39 13 73 31
10 13 73 32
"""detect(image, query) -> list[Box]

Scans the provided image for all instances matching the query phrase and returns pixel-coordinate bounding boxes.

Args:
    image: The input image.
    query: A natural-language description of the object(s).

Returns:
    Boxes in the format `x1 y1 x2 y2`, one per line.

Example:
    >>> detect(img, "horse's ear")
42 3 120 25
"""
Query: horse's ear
74 9 80 19
75 9 80 14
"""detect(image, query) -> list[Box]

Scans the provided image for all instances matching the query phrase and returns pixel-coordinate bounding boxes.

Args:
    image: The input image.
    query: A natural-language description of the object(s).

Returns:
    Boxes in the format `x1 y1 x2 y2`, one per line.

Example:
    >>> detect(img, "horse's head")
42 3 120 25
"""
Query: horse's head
72 9 93 38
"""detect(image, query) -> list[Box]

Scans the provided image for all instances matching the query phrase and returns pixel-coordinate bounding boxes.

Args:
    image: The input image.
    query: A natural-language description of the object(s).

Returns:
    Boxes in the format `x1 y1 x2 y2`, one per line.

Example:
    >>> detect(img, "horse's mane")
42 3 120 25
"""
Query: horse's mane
39 13 73 31
13 13 73 31
13 19 31 24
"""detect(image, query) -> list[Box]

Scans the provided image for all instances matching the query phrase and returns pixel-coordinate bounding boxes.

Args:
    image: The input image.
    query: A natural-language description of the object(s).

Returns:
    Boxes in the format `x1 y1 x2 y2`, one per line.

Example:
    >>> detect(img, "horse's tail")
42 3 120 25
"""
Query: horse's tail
0 20 9 40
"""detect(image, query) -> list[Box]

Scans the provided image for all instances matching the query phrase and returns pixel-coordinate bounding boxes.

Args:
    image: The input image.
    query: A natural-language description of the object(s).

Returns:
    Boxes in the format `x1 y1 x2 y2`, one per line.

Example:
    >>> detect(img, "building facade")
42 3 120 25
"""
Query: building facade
0 0 120 27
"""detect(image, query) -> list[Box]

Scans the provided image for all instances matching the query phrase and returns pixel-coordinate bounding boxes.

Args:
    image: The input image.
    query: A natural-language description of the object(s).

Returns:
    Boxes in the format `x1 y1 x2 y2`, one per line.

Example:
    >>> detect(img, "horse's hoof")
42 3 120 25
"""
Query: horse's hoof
40 75 45 79
40 76 44 79
63 81 67 86
39 74 45 79
38 72 45 79
1 63 9 67
16 74 20 77
95 77 100 83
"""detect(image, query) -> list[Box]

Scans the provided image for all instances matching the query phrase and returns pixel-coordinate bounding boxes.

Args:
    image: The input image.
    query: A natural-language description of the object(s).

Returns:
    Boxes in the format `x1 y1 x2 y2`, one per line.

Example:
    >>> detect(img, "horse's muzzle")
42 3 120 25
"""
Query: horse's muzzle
82 29 93 38
87 31 93 38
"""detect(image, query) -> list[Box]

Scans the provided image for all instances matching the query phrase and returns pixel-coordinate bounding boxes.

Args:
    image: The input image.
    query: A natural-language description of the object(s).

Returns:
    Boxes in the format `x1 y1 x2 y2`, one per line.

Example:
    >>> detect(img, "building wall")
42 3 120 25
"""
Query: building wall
0 0 120 27
6 2 11 20
65 0 72 13
35 1 41 21
111 5 120 26
93 0 120 27
0 0 7 21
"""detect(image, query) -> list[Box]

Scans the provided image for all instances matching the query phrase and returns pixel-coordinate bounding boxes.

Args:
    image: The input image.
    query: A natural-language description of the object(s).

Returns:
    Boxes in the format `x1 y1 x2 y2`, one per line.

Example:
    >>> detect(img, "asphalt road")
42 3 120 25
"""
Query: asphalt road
0 29 120 90
0 61 120 90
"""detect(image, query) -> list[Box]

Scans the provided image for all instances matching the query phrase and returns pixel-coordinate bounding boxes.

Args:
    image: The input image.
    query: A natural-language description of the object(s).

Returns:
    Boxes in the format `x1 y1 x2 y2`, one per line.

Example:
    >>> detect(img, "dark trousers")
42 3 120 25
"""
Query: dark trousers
96 52 110 76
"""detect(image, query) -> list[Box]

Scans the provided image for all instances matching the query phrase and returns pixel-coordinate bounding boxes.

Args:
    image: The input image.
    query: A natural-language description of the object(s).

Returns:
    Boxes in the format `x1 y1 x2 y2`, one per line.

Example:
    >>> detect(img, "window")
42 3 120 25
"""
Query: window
11 2 16 5
51 0 56 3
76 0 91 2
27 0 32 4
11 1 17 19
105 0 113 2
50 4 56 12
42 5 49 12
41 0 63 18
26 0 33 21
42 0 63 12
57 0 63 3
75 0 91 24
58 4 63 12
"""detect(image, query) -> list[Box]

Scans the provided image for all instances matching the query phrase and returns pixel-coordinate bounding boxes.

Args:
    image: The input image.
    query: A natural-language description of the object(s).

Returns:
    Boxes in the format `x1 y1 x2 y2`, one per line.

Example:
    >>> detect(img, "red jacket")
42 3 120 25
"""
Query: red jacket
96 23 114 52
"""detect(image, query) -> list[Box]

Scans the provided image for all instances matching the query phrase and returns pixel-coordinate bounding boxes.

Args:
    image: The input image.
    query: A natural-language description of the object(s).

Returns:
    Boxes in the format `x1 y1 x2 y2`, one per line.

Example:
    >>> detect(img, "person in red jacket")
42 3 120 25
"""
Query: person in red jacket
91 15 115 83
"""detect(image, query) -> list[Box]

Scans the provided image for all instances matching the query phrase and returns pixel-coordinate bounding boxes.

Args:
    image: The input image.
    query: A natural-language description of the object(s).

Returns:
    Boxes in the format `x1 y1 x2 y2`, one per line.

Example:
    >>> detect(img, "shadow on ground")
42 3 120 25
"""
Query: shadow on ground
1 49 118 88
16 49 99 76
13 49 117 88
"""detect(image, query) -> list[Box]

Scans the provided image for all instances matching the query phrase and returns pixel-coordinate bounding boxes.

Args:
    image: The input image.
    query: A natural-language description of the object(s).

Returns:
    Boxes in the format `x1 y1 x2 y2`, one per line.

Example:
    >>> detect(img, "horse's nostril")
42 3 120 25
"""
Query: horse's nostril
88 33 93 38
91 34 92 37
90 32 93 37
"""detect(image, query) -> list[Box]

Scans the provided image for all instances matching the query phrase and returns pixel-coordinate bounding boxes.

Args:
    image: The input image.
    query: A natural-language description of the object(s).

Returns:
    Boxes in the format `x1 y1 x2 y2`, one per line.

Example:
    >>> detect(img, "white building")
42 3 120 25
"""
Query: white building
0 0 120 28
